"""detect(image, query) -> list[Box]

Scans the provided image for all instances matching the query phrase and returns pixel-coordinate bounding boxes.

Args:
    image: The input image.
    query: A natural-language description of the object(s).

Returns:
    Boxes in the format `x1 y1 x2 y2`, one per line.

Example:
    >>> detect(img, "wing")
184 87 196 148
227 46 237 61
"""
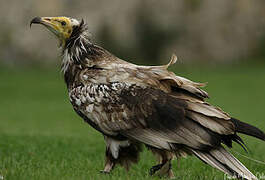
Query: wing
119 85 236 150
69 82 236 151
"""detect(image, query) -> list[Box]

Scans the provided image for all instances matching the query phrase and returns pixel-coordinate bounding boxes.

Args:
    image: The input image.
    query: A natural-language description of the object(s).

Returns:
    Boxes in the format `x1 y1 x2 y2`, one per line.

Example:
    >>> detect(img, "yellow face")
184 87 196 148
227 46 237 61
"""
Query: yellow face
30 16 79 47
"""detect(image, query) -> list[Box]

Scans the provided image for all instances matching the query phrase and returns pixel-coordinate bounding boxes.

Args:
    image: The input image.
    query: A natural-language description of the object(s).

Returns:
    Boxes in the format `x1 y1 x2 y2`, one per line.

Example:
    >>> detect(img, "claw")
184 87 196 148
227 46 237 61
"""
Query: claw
150 161 175 178
149 163 164 176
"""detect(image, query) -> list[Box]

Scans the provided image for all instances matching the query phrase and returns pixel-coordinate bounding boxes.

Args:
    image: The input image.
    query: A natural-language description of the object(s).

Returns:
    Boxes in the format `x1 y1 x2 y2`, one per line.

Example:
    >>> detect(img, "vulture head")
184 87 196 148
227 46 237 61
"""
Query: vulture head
30 16 86 47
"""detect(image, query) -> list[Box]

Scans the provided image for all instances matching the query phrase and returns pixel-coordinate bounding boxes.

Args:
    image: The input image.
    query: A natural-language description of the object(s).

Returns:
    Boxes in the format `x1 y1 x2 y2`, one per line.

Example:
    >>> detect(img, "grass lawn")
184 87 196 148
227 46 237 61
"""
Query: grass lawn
0 63 265 180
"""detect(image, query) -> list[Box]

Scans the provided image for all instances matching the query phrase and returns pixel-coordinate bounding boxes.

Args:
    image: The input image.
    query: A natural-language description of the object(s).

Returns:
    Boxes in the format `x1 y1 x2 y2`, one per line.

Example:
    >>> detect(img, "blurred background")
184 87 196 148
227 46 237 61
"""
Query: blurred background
0 1 265 179
1 0 265 66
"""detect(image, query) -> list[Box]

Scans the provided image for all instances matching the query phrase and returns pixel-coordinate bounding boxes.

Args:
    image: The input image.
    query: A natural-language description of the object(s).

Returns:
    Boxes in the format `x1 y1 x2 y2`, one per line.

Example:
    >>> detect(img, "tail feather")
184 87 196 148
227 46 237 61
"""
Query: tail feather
192 147 258 180
192 150 234 176
231 118 265 141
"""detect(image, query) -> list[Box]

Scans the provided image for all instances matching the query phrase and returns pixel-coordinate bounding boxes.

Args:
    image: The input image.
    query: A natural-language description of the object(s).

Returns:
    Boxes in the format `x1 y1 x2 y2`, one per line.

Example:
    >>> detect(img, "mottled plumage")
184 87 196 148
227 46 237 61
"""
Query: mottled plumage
31 16 265 180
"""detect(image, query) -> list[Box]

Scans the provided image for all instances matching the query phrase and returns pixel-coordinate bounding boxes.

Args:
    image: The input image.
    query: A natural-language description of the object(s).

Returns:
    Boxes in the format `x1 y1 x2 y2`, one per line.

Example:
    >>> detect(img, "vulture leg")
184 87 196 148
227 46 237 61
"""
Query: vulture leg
101 137 143 173
100 147 116 173
148 147 175 179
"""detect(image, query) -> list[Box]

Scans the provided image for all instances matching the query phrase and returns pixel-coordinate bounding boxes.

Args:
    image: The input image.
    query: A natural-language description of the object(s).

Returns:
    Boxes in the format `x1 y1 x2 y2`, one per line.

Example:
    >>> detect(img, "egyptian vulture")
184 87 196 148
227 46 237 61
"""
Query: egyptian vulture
30 16 265 179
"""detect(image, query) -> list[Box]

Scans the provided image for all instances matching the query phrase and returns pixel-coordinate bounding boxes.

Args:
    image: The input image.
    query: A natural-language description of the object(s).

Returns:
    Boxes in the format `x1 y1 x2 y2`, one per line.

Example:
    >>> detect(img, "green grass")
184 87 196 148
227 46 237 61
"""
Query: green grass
0 64 265 180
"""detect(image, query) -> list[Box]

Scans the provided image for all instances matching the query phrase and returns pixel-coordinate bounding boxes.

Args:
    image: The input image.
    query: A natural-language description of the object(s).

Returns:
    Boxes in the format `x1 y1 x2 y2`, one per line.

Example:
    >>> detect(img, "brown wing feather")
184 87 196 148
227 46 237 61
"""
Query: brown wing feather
116 86 235 150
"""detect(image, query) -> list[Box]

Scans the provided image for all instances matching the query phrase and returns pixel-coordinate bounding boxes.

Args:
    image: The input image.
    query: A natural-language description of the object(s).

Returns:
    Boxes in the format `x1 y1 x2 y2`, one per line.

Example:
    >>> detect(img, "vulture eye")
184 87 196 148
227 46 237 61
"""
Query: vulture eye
61 21 66 26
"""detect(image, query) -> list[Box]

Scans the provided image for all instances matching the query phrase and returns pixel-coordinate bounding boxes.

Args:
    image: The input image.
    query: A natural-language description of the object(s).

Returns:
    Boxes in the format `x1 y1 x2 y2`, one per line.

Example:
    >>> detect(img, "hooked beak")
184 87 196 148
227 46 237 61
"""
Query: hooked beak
30 17 42 27
30 16 74 47
30 16 61 38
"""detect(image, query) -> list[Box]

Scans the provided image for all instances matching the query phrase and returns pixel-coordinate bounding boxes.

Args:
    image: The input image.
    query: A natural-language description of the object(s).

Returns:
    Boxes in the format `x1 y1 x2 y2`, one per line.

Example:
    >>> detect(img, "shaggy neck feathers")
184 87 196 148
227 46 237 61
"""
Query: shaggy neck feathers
61 20 93 74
